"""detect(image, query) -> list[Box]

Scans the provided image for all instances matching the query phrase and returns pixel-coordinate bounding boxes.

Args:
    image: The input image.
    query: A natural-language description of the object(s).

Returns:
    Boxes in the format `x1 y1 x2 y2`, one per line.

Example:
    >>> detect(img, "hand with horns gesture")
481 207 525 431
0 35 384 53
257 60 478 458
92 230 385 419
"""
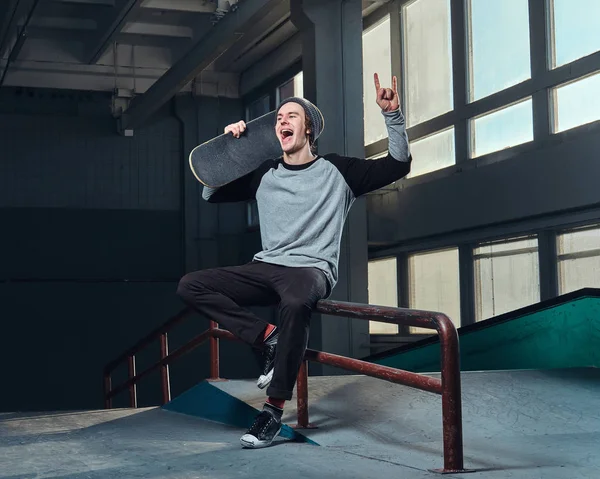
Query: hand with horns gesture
374 73 399 113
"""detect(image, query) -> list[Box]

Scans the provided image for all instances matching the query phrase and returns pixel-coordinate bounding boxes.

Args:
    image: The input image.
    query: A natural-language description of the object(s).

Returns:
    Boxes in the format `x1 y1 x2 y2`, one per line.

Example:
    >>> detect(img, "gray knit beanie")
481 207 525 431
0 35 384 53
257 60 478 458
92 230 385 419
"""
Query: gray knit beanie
276 97 324 145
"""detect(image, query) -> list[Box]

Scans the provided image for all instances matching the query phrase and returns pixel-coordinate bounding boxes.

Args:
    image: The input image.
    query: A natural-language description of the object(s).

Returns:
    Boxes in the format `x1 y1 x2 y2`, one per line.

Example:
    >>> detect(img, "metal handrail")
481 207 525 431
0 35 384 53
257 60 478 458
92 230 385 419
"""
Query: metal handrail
103 300 467 474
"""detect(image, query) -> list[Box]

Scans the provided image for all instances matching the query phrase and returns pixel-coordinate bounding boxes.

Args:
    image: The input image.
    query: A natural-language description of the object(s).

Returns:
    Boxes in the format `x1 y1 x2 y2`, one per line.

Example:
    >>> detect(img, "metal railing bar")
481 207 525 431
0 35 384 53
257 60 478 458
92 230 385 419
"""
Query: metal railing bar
104 308 192 374
103 298 466 473
317 300 445 329
303 349 443 394
106 328 214 400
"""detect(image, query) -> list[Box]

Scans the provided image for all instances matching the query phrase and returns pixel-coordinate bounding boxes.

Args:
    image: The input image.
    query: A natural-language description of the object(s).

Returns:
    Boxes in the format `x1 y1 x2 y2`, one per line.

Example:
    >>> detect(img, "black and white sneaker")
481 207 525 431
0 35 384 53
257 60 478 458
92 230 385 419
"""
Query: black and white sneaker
257 329 278 389
240 406 282 449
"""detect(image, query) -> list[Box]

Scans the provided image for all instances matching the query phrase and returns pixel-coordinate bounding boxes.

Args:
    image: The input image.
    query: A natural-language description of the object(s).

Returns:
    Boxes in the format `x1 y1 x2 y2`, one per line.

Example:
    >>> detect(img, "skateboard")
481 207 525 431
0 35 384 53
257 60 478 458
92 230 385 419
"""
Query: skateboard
189 110 283 187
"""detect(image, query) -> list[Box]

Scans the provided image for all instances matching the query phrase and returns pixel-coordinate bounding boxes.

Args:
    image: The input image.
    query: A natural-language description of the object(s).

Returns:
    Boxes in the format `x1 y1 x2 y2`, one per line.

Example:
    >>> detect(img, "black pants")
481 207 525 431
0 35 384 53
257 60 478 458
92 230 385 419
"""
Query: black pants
176 260 329 400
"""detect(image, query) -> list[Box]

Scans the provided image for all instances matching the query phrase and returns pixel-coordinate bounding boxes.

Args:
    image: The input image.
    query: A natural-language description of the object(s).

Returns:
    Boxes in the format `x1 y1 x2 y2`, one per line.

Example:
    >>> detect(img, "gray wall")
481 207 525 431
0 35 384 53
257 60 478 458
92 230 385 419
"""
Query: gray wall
0 87 263 412
368 125 600 246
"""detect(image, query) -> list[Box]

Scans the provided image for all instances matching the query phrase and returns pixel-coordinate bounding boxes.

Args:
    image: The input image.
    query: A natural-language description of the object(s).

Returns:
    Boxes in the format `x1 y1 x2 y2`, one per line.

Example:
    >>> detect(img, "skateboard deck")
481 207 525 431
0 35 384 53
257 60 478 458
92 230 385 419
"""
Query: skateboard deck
189 110 283 188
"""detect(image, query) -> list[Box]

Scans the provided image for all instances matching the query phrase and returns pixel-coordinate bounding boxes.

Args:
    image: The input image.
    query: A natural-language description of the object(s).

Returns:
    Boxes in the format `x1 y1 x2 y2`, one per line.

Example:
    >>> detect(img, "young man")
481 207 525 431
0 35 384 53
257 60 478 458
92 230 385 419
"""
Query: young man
177 73 411 448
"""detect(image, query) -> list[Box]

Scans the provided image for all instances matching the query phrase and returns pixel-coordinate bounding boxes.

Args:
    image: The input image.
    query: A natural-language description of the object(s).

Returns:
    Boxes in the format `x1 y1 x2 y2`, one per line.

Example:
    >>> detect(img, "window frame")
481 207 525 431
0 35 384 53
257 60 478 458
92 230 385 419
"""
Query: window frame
365 0 600 185
369 210 600 342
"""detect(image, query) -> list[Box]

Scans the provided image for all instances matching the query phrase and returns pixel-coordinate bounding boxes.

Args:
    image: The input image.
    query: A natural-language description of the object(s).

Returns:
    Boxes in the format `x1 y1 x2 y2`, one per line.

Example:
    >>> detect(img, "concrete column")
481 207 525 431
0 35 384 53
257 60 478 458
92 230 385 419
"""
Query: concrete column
174 95 201 273
291 0 370 373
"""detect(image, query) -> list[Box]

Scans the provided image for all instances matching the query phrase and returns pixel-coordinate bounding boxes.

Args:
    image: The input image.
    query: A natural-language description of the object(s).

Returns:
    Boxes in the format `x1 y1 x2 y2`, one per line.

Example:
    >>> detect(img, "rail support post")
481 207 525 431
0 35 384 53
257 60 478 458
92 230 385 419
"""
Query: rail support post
159 333 171 405
104 373 112 409
209 321 221 380
429 314 474 474
128 355 137 408
292 361 316 429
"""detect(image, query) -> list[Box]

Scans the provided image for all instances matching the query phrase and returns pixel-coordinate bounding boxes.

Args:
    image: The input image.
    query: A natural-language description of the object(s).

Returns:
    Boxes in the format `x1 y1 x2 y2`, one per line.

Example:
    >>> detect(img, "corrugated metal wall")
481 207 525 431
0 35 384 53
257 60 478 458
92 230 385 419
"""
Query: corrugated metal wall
0 88 185 411
0 89 180 211
0 88 264 412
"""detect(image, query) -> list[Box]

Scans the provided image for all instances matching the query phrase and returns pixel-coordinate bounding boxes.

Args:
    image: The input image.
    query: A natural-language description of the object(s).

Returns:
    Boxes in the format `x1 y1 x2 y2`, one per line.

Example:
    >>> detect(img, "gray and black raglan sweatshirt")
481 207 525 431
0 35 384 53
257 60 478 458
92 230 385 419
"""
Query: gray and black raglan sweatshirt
202 108 411 293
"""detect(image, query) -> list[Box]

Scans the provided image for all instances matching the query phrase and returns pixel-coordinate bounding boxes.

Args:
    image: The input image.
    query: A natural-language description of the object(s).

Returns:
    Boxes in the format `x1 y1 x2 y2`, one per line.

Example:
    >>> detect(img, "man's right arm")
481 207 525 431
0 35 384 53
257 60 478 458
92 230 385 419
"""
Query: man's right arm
202 170 257 203
202 119 264 203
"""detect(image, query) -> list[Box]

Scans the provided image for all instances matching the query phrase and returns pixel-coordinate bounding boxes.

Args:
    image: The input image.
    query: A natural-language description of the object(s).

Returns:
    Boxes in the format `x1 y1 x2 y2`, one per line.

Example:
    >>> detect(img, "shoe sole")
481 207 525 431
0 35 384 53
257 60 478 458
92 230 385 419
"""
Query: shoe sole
240 426 282 449
257 368 273 389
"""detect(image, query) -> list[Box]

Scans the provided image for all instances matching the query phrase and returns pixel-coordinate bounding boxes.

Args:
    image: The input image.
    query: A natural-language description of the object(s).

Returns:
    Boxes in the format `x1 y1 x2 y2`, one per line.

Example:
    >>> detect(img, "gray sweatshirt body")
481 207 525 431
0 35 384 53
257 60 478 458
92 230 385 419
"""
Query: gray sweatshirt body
203 109 411 292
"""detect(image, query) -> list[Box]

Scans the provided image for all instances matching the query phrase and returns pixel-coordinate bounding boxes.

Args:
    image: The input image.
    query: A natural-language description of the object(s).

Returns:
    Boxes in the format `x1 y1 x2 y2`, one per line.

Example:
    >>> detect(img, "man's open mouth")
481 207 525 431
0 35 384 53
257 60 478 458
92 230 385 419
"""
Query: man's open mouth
280 129 294 142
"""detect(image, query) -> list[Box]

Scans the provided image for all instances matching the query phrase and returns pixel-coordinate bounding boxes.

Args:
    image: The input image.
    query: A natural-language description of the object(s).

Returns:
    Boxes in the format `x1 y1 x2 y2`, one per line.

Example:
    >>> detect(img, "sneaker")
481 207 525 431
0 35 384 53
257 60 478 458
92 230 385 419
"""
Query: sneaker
240 409 282 449
257 330 278 389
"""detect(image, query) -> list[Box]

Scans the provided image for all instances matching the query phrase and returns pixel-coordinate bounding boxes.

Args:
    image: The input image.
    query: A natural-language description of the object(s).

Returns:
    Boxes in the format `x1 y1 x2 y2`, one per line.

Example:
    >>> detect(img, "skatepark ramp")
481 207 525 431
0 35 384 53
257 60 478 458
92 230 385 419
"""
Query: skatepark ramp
97 291 600 477
3 368 600 478
103 299 467 473
366 288 600 373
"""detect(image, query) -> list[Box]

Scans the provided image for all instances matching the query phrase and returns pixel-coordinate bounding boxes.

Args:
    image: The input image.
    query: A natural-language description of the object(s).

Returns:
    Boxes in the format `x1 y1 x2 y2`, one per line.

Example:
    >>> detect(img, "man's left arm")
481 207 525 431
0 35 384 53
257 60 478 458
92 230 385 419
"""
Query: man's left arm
328 73 412 198
329 115 411 200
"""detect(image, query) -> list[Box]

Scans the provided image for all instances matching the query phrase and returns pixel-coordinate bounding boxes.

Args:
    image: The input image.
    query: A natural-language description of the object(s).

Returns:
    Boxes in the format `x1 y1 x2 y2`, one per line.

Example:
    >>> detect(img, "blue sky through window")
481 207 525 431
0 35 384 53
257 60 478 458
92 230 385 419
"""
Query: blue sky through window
553 0 600 67
469 0 531 101
468 0 599 155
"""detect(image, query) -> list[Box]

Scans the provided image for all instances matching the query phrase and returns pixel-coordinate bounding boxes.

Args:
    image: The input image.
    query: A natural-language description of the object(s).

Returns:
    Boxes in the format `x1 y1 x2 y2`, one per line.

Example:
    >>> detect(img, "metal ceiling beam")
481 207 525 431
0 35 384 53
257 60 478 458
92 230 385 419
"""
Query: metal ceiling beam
0 0 24 57
213 0 290 70
115 32 191 50
55 0 115 6
35 1 110 19
25 25 94 41
140 0 217 13
119 0 283 132
84 0 142 64
0 0 40 86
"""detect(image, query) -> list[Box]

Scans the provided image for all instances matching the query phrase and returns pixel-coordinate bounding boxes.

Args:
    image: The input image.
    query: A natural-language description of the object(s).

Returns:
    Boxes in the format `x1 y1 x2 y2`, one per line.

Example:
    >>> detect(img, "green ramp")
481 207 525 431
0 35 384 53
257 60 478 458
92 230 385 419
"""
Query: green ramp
365 288 600 373
163 380 318 445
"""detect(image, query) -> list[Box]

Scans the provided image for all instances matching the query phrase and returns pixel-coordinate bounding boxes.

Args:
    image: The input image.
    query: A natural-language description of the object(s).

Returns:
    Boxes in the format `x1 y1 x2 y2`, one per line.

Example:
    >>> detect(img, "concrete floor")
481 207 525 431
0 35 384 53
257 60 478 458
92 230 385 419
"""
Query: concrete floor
1 368 599 478
0 407 432 479
216 368 600 478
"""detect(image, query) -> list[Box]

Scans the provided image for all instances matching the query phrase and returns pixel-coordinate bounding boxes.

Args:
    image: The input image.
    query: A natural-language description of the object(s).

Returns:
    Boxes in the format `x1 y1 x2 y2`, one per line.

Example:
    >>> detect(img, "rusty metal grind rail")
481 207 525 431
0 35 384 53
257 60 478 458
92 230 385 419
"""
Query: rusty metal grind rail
103 300 471 474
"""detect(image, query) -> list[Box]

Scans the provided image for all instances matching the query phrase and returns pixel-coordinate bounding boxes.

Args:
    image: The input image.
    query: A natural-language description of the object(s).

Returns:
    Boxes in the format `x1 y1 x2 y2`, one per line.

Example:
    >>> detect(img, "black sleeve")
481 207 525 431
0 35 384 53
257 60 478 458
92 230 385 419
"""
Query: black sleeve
325 153 412 198
204 160 275 203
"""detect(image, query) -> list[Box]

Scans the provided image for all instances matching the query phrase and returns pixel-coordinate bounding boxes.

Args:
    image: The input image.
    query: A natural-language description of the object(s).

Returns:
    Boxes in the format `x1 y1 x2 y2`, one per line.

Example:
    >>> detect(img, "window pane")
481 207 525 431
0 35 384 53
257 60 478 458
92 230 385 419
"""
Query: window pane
247 200 259 228
552 72 600 133
467 0 531 101
363 16 392 146
551 0 600 68
471 98 533 158
474 237 540 321
404 0 453 127
408 248 460 333
408 127 455 178
278 72 304 102
558 225 600 294
246 95 270 121
368 257 399 334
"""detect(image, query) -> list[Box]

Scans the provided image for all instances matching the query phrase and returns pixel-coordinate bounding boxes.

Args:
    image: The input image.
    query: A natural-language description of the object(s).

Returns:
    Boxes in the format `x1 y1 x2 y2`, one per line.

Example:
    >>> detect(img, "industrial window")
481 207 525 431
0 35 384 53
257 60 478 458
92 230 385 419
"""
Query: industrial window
474 236 540 321
407 127 455 178
403 0 453 127
246 95 270 121
470 98 533 158
246 201 259 228
466 0 531 101
550 0 600 69
368 257 399 334
363 15 392 146
408 248 460 334
277 71 303 103
551 71 600 133
557 225 600 294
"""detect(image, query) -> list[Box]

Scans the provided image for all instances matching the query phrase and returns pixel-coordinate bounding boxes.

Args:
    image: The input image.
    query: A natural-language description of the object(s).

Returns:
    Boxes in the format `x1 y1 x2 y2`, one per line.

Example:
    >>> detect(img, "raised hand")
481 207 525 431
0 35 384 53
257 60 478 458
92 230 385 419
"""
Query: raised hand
374 73 399 112
224 120 246 138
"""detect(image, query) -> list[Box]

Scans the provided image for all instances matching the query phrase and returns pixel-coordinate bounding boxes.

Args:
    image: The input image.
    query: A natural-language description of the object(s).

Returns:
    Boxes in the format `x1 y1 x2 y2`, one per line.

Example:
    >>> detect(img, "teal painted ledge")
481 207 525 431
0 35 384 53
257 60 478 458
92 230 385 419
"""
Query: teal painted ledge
367 289 600 373
162 380 318 445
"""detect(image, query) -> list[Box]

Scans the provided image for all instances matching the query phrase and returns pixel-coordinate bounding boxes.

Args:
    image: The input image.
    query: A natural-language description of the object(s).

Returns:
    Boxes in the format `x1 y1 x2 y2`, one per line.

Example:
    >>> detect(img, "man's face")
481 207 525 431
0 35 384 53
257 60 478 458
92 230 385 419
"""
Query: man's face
275 102 309 154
